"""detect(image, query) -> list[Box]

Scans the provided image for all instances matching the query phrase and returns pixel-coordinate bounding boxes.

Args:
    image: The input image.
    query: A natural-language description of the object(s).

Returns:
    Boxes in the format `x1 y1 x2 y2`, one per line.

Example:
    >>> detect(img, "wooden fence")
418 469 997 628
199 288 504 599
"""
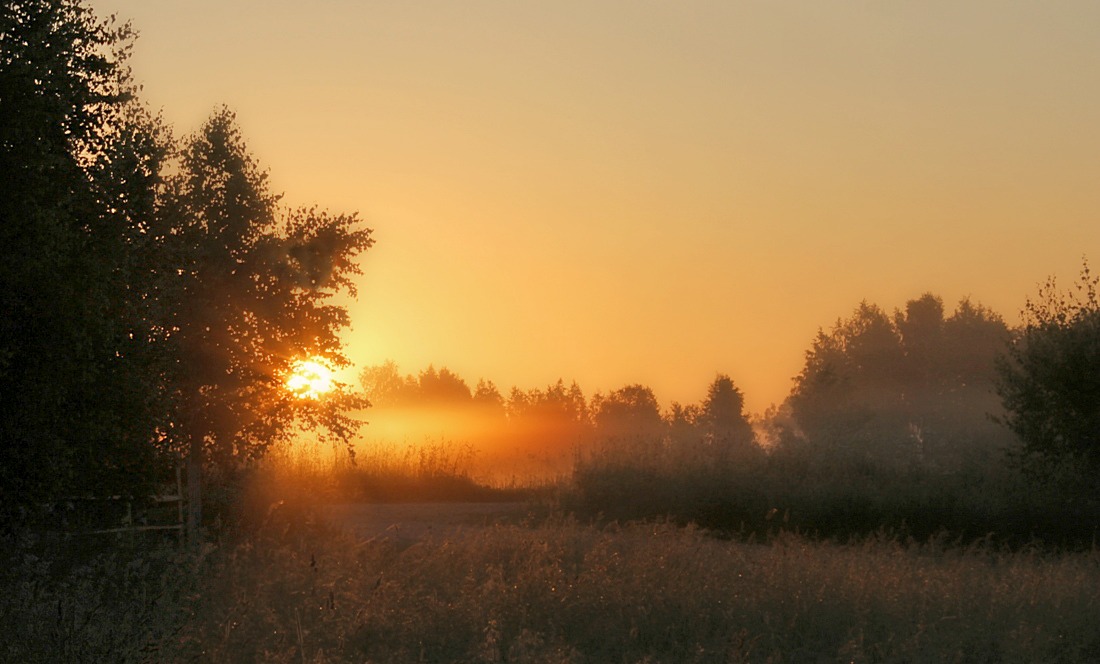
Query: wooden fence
78 465 186 538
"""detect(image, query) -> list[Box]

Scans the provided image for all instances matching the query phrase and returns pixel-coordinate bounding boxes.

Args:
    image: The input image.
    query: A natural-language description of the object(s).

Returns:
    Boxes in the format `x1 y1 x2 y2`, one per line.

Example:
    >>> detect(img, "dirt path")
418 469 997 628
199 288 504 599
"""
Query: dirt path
323 502 543 542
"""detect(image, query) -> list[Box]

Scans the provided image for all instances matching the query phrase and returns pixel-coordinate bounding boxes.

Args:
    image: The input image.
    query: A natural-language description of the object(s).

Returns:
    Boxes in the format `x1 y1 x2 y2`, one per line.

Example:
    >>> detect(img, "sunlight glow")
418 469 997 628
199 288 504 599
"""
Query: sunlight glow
97 0 1100 413
287 359 335 399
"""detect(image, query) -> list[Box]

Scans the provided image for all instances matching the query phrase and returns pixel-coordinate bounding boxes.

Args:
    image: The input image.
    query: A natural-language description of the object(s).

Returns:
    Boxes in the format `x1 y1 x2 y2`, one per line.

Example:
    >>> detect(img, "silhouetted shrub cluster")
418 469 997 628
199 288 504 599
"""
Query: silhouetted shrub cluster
568 432 1100 547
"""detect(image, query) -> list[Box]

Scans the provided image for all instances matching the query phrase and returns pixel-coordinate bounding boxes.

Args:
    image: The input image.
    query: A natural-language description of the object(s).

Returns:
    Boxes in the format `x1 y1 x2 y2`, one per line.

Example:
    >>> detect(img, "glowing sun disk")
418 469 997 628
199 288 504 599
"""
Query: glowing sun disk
287 359 335 399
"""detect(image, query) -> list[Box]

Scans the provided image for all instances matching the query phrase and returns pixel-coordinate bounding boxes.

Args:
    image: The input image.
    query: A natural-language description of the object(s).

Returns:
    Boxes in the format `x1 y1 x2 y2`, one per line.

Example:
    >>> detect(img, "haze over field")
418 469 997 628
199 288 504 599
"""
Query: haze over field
91 0 1100 411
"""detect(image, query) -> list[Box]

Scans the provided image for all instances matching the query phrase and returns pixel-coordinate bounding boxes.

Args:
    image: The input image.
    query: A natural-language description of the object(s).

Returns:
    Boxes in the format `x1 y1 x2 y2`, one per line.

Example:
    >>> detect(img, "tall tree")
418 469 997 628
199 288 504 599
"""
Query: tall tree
787 296 1010 469
417 365 473 405
592 384 664 441
473 379 505 413
360 360 417 408
913 298 1011 467
160 108 372 533
895 293 945 388
0 0 171 520
700 374 755 451
788 302 907 461
666 402 702 448
506 380 591 456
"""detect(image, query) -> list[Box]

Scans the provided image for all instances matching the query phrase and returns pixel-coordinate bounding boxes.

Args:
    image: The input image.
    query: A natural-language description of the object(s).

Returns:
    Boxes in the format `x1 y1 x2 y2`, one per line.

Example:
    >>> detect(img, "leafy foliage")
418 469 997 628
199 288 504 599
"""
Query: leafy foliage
0 0 173 517
1 1 373 530
998 260 1100 498
153 109 373 532
160 108 372 466
360 361 474 408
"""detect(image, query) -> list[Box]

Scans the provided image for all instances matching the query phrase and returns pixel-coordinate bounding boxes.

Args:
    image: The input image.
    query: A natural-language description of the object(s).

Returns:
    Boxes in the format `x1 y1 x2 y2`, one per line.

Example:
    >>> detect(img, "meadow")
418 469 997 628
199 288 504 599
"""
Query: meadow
4 438 1100 663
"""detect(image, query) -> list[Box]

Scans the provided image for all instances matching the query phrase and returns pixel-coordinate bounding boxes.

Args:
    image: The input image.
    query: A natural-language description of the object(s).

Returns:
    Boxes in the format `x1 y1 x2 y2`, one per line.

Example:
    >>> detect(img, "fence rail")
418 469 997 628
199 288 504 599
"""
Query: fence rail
74 466 186 538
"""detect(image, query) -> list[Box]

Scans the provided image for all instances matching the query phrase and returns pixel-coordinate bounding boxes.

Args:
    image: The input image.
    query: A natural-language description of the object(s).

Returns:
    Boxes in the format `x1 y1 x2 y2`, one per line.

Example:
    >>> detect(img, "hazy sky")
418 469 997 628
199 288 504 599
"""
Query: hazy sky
92 0 1100 412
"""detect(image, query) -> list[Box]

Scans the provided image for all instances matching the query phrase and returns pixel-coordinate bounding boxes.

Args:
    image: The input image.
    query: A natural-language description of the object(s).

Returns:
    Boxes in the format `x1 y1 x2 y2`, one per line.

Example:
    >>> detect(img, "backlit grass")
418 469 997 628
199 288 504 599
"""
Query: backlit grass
166 518 1100 662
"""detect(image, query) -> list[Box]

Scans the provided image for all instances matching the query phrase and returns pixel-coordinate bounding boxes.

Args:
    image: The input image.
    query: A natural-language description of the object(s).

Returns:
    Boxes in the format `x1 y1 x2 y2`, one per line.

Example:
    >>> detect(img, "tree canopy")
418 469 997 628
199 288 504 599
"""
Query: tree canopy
997 260 1100 498
591 384 663 440
0 1 170 514
0 1 373 531
787 294 1011 469
162 108 371 462
160 108 372 530
700 374 755 450
360 362 474 408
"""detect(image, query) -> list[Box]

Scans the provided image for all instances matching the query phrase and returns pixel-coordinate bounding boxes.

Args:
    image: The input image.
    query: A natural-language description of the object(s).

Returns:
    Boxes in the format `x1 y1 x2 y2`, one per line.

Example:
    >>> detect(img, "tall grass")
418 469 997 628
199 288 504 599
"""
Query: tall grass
0 533 196 663
10 428 1100 661
7 469 1100 661
224 438 531 529
163 518 1100 662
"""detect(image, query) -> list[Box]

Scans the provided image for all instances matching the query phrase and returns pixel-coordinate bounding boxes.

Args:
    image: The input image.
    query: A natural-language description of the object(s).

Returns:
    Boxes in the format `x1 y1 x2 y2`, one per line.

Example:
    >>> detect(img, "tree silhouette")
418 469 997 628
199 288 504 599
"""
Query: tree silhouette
997 260 1100 498
160 108 372 533
0 3 372 533
360 361 482 409
943 299 1011 389
508 380 589 426
360 360 418 408
473 379 506 417
507 380 591 459
700 374 756 453
895 293 945 388
666 402 702 448
592 384 664 441
788 296 1010 469
417 365 473 405
0 1 172 520
789 302 907 461
912 297 1011 468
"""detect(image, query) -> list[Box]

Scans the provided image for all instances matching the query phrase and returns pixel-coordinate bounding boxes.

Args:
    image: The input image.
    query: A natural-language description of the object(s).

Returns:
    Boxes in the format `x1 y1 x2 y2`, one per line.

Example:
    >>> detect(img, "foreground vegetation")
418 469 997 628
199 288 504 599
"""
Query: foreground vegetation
567 439 1100 550
6 511 1100 663
5 441 1098 662
6 440 1099 662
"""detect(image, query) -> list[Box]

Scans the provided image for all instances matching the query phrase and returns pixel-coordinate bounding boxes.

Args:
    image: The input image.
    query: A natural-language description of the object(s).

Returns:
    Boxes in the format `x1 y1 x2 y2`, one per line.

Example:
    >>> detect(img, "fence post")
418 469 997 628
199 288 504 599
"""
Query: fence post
176 464 185 541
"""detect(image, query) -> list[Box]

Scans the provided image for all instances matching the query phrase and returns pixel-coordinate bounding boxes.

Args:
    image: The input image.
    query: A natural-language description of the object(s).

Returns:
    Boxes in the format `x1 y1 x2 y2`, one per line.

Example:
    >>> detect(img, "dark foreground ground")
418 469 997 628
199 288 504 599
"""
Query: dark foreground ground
5 499 1100 663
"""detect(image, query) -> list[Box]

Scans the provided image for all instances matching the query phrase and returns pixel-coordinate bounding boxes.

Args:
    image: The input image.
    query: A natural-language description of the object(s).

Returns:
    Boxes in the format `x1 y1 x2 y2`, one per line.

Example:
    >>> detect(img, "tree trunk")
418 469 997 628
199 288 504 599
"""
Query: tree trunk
186 437 203 543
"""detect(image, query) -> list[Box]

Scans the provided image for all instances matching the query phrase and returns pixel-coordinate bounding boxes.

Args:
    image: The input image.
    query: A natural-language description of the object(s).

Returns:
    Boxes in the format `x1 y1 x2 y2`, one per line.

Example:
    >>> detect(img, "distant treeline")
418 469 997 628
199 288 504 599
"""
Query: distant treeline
360 277 1100 544
360 361 755 475
361 294 1009 473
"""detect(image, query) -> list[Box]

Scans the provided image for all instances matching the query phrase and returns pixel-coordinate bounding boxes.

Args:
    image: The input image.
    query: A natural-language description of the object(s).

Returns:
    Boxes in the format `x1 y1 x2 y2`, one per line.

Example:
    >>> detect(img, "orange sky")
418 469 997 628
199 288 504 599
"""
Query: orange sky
93 0 1100 413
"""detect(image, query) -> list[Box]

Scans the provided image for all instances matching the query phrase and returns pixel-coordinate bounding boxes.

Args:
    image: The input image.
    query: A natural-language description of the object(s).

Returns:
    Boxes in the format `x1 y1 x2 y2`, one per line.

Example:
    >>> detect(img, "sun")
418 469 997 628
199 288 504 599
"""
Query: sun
287 359 335 399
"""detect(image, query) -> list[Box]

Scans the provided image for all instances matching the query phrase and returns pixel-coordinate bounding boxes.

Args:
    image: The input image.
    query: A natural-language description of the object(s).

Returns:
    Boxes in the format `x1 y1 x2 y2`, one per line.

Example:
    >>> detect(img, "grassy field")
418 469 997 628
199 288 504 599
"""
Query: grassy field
5 439 1100 662
187 518 1100 663
6 516 1099 662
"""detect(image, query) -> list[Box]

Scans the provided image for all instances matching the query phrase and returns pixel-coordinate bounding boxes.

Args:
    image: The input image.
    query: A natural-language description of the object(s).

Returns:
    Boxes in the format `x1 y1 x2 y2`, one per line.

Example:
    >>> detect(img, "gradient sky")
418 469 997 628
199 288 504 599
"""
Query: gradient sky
92 0 1100 413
